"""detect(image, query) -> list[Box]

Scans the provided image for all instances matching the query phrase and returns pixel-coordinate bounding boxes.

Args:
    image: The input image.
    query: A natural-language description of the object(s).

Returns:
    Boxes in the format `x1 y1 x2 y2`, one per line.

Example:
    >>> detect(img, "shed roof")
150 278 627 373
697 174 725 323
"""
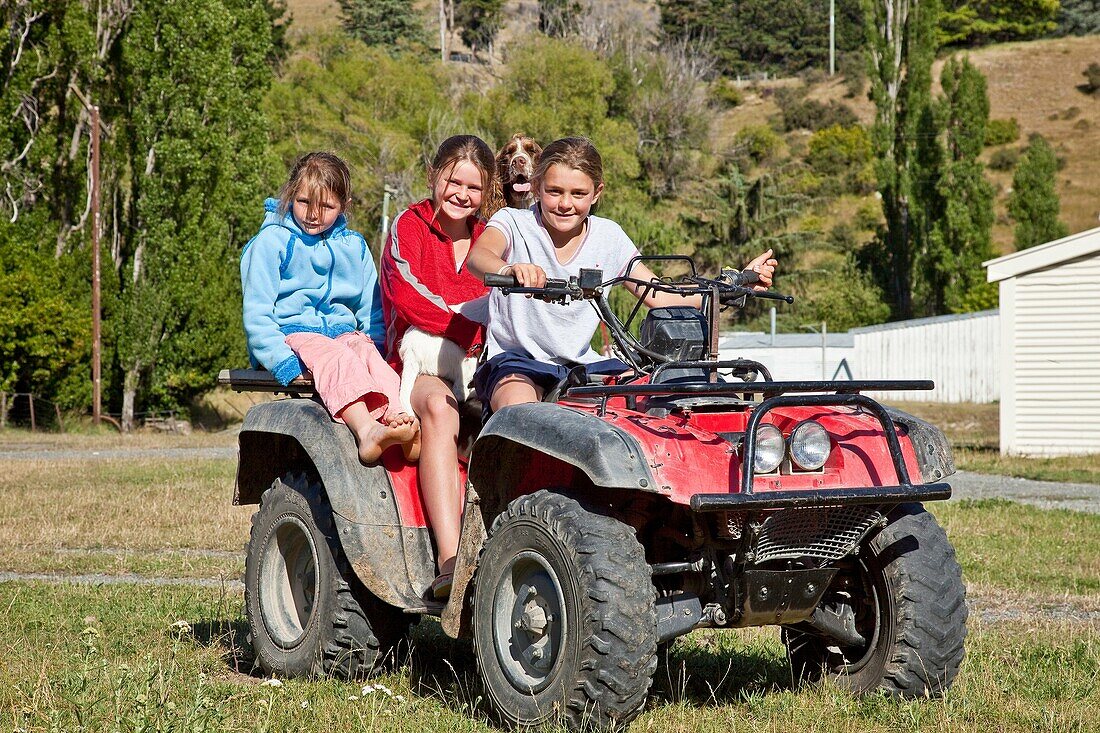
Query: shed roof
985 226 1100 283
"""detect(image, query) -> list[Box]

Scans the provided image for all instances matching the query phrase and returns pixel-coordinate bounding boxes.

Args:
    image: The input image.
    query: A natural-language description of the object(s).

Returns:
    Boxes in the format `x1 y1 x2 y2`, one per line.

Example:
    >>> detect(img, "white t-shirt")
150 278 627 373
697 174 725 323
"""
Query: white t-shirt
485 206 640 364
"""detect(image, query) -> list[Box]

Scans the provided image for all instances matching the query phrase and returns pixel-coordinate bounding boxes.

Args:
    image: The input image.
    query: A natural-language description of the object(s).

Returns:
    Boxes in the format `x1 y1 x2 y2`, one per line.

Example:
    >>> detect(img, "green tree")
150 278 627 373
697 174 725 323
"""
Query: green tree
863 0 940 319
1009 135 1068 250
658 0 865 77
928 58 995 313
266 36 450 234
338 0 427 49
454 0 504 57
1056 0 1100 35
112 0 276 429
938 0 1060 46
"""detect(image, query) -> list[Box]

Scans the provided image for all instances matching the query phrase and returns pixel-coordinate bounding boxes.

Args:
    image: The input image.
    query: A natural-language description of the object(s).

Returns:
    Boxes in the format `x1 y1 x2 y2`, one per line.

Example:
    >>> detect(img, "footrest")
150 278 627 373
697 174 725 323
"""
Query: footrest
217 368 315 394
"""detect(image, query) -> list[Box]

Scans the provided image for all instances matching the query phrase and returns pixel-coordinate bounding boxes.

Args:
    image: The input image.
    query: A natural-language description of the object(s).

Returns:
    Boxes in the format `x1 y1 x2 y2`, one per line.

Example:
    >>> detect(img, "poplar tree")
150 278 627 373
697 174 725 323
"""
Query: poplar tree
1009 135 1068 250
929 57 994 313
863 0 940 319
114 0 277 429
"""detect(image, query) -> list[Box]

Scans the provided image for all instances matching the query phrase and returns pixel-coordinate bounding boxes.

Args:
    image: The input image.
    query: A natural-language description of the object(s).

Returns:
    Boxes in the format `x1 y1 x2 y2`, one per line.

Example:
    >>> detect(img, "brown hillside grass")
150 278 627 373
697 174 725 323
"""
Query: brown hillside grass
721 35 1100 253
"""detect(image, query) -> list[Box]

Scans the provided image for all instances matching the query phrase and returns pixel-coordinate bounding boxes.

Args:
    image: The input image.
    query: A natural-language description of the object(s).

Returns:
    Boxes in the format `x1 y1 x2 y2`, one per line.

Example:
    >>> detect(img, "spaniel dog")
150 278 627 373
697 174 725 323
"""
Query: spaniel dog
496 133 542 211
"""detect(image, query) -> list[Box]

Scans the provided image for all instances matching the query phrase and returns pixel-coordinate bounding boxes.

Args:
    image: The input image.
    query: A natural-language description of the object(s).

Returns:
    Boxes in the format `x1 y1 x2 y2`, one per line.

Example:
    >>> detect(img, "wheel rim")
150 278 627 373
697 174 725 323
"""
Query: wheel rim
492 550 568 694
259 514 319 649
845 561 885 671
806 560 887 674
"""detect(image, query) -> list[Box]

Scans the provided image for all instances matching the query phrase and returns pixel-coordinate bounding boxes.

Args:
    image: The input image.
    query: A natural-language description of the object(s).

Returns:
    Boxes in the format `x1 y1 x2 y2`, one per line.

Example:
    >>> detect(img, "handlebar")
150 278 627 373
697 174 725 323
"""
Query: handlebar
482 257 793 372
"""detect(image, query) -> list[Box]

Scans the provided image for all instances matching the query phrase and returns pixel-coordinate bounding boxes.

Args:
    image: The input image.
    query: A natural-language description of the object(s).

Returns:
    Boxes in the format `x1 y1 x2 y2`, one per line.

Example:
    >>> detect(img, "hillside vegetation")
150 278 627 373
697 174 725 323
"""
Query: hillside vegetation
288 0 1097 254
3 0 1096 424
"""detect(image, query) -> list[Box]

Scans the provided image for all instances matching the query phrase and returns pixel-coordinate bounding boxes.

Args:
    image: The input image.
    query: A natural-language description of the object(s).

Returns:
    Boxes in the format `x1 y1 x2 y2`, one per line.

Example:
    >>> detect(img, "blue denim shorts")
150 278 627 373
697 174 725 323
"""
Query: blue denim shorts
473 351 628 414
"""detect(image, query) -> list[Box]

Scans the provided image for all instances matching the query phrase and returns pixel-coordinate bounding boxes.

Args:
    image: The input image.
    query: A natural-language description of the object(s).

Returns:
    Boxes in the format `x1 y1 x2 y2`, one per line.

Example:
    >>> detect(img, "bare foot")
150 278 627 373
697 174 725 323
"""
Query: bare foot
402 424 421 462
357 419 414 465
386 413 421 462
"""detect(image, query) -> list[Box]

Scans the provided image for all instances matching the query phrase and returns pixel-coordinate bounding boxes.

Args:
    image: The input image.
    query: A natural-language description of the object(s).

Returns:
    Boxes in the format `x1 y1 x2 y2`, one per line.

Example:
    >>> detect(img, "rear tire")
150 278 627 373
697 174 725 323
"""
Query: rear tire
244 472 409 679
782 503 967 697
473 490 657 730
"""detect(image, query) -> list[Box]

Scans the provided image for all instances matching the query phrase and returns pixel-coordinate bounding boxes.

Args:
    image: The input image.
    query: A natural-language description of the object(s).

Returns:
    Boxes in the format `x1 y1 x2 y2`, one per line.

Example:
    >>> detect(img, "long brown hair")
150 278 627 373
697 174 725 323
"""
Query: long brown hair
277 151 352 220
532 137 604 190
428 135 500 219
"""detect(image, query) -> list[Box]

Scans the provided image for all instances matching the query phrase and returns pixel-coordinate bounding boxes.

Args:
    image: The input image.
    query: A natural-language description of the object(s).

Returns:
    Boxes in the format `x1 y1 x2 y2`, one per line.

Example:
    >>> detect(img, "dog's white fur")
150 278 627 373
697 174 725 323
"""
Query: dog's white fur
398 295 489 415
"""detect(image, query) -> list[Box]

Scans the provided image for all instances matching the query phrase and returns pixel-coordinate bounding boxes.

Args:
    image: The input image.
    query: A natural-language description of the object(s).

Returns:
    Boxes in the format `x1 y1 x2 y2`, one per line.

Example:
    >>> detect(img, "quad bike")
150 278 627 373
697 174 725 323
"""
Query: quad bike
222 256 966 730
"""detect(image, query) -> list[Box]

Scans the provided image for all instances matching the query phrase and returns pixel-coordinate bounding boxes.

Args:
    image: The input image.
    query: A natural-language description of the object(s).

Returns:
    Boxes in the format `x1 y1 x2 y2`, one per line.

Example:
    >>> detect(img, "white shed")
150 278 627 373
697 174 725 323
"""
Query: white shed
985 227 1100 456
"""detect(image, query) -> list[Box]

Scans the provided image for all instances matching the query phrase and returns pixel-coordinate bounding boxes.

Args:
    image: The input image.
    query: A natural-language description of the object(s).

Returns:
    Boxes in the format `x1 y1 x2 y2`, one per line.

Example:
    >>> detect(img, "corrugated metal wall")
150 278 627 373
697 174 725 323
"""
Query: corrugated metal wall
720 312 1000 403
1007 255 1100 455
853 311 1000 403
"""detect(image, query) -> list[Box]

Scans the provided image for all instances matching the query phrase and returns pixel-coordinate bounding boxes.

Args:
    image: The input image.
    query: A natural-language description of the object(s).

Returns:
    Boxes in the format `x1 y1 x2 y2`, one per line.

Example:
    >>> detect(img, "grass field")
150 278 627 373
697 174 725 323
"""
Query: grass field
888 401 1100 485
1 439 1098 731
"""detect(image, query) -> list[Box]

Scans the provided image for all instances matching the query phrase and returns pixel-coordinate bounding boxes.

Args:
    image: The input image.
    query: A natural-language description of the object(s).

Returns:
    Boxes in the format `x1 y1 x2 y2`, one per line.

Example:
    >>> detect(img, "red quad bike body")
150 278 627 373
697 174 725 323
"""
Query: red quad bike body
226 257 967 732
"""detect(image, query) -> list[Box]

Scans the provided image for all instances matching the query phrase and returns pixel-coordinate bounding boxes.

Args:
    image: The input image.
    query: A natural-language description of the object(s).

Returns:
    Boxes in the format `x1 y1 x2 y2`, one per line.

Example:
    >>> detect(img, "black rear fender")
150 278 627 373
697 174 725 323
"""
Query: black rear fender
235 399 435 610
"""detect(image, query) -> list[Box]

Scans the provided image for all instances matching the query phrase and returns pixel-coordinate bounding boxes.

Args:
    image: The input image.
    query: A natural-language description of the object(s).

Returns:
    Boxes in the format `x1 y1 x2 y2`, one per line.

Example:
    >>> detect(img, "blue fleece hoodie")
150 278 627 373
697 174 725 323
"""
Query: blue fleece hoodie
240 198 385 385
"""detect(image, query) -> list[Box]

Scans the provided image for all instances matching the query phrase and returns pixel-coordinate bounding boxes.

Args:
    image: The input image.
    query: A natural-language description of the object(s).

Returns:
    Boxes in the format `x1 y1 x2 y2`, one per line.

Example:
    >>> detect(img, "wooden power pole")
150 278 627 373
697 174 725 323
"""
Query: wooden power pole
91 105 102 426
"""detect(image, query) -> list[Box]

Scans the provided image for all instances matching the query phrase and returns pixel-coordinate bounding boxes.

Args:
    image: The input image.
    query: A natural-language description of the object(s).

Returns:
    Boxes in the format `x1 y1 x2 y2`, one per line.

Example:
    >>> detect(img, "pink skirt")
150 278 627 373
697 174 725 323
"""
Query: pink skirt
284 331 403 423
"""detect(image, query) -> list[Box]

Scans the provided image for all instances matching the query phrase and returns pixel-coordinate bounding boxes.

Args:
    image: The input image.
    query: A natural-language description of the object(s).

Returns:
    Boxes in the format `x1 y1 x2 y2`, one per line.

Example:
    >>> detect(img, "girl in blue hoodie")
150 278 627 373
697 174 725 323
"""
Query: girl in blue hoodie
241 152 419 463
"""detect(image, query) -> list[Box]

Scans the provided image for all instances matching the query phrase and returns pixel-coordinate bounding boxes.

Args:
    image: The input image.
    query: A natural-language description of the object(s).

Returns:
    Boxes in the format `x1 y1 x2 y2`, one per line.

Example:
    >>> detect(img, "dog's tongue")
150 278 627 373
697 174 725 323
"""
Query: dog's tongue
512 182 531 193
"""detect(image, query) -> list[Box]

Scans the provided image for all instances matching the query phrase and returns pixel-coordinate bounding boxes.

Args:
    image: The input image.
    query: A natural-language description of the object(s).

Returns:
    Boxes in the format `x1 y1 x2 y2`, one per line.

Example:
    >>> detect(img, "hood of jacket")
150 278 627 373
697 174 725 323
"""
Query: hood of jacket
260 197 348 240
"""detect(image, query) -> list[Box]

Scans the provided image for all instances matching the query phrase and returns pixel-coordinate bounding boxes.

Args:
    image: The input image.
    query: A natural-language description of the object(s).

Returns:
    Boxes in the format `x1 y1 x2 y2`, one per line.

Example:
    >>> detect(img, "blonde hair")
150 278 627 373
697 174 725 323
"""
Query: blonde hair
428 135 499 219
533 137 604 189
277 152 352 220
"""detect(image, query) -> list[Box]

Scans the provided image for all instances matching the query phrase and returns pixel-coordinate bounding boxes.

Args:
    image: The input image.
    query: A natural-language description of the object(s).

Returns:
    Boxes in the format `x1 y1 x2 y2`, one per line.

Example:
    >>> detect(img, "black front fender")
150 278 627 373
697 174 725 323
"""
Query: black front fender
469 402 656 502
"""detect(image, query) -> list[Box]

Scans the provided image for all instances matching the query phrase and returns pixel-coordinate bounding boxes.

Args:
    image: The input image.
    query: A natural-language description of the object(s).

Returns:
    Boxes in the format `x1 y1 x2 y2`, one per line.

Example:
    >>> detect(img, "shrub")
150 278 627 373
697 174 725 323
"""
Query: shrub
733 124 781 165
709 78 744 108
854 201 882 232
988 147 1019 171
985 117 1020 146
1083 62 1100 95
775 88 858 132
807 125 871 176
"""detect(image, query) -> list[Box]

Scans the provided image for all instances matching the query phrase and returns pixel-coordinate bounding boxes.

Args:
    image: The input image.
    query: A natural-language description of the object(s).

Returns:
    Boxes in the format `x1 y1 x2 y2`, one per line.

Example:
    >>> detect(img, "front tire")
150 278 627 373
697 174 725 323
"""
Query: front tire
782 503 968 697
244 472 409 679
473 491 658 730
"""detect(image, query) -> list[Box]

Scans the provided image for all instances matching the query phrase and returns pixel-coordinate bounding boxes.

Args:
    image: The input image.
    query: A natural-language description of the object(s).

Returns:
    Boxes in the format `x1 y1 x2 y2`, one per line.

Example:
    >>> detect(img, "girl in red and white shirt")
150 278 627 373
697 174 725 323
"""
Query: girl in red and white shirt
380 135 497 599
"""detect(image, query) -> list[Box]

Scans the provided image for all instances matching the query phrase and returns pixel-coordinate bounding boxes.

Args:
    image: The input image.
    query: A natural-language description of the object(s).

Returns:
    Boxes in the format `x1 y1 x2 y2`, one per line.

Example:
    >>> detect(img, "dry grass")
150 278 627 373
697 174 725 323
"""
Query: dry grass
0 457 249 554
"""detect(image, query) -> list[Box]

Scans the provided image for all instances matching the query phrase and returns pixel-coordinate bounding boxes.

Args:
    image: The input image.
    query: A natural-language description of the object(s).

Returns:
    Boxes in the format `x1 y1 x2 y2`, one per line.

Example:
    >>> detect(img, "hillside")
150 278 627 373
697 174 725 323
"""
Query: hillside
282 1 1098 250
720 35 1100 252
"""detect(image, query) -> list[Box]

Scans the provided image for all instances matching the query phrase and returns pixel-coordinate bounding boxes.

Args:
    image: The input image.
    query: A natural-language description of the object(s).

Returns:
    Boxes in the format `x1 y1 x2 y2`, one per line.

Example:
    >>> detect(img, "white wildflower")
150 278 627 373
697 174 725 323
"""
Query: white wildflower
347 695 359 701
169 620 192 634
361 684 377 695
260 678 284 688
300 701 309 709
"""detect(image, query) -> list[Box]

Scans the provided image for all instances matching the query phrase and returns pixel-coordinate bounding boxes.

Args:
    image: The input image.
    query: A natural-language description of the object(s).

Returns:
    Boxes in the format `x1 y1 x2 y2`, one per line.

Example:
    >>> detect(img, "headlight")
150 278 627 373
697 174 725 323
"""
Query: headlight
789 420 831 471
753 424 785 474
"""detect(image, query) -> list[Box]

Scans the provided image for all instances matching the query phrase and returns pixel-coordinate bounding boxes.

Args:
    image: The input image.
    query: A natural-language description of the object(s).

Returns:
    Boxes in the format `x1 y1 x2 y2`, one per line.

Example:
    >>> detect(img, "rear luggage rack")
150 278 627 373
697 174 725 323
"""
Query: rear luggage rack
218 368 315 395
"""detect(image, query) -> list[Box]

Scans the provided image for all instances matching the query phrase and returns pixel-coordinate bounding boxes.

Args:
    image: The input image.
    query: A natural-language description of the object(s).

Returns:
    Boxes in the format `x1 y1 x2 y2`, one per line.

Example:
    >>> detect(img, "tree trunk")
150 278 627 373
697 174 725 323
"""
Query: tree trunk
121 365 139 432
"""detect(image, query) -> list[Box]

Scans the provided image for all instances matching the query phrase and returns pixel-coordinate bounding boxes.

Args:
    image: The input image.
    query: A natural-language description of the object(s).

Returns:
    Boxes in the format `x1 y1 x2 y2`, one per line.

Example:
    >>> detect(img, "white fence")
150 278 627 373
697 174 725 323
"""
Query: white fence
718 309 1000 403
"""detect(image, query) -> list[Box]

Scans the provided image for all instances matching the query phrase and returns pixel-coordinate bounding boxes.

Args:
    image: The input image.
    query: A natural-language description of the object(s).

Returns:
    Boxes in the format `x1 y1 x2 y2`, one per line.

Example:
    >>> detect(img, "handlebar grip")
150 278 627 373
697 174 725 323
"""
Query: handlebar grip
484 273 519 287
739 269 761 286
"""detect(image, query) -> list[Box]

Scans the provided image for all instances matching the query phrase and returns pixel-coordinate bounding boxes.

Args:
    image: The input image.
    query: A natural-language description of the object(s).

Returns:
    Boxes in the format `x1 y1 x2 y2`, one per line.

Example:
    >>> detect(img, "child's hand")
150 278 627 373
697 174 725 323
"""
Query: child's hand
744 248 777 291
508 263 547 288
